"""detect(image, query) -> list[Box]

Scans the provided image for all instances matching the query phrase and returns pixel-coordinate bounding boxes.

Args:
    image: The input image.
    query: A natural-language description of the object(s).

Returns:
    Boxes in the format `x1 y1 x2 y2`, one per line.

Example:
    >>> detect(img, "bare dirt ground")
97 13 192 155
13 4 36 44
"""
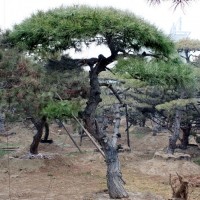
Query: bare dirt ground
0 122 200 200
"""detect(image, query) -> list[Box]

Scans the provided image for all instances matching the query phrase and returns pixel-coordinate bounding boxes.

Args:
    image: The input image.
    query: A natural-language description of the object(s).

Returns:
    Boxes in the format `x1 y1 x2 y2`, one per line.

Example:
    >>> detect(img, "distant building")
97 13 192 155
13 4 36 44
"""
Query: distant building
169 18 190 41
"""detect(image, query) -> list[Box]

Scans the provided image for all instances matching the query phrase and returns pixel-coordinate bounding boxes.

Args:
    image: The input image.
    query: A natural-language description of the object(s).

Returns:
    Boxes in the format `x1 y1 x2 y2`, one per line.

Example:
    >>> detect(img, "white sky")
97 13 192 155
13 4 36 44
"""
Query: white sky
0 0 200 59
0 0 200 38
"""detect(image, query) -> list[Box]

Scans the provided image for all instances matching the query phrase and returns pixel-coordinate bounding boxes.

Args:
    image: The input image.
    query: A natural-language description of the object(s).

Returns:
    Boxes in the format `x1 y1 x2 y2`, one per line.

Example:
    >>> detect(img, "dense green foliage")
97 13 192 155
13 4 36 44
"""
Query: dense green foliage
2 3 199 197
156 98 197 111
0 47 85 121
114 57 195 89
9 6 174 58
0 48 47 118
42 100 81 119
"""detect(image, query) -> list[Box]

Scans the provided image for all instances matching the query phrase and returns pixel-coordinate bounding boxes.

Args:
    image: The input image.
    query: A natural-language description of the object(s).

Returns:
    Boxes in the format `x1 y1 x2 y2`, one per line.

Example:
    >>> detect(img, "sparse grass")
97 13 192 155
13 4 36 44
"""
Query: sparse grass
0 142 18 148
0 142 18 157
1 122 200 200
133 132 146 139
193 158 200 165
0 149 8 157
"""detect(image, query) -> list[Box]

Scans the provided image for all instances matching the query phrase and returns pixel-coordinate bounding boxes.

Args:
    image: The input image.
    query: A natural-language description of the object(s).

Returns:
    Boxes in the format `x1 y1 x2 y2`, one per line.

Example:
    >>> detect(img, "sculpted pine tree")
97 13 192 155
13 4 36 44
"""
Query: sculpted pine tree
9 6 174 198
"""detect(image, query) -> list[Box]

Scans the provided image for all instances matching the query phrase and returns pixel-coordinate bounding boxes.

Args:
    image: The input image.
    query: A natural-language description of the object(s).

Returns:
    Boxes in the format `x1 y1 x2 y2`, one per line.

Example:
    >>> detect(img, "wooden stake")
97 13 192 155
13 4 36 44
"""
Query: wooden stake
72 114 105 158
59 120 82 153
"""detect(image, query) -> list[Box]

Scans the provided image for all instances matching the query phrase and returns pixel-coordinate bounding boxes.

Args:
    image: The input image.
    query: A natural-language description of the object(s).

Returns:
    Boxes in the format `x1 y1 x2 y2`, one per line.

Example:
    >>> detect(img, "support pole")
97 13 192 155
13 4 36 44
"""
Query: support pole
125 94 130 148
125 104 130 147
59 120 82 153
72 114 105 158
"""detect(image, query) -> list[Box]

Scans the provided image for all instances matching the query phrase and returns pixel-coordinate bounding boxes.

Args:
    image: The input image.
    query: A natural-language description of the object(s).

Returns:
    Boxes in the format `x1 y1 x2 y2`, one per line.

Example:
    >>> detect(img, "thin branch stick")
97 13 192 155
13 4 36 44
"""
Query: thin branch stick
100 83 123 104
0 147 19 149
72 114 105 158
55 92 63 101
59 120 82 153
6 135 11 200
191 103 200 116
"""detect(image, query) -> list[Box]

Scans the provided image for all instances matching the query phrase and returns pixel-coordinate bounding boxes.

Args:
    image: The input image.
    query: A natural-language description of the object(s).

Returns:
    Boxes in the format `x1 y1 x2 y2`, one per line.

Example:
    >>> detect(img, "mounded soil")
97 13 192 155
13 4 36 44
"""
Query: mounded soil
0 122 200 200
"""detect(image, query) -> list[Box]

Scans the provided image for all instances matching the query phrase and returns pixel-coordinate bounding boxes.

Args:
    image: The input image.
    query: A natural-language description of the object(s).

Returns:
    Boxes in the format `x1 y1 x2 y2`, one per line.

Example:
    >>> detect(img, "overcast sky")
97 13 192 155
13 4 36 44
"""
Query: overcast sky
1 0 199 59
0 0 199 39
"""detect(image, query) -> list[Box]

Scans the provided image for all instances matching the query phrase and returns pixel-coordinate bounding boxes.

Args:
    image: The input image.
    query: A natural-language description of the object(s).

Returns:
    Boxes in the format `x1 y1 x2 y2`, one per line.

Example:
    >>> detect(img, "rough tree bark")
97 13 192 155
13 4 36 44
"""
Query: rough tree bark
152 116 162 136
0 112 5 133
43 122 49 141
82 56 128 198
167 109 181 154
30 116 47 154
180 123 192 149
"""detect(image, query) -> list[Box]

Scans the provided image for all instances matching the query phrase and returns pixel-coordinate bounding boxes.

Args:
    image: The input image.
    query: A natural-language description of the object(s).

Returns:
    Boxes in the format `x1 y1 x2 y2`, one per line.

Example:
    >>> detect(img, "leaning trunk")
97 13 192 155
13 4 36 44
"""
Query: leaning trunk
30 116 47 154
83 59 128 198
167 109 181 154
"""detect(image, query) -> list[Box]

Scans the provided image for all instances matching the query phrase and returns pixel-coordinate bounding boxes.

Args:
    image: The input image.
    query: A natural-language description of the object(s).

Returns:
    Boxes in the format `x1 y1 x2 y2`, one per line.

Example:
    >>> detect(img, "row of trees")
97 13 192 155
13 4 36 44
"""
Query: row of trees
1 2 200 198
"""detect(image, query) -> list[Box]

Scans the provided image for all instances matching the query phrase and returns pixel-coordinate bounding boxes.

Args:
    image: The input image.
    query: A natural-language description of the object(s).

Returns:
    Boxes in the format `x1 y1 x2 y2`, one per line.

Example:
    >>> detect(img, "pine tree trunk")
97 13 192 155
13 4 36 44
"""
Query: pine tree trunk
105 146 128 198
43 122 49 141
30 116 46 154
152 116 162 136
167 109 181 154
185 49 190 63
105 104 128 198
0 112 5 133
82 56 128 198
180 123 191 149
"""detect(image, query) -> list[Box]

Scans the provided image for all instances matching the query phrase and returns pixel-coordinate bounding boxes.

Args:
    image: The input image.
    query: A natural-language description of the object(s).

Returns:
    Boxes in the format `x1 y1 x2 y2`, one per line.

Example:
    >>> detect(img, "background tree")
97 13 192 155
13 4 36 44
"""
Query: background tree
114 56 197 154
8 6 175 198
0 55 87 154
0 45 51 153
0 29 87 154
176 38 200 64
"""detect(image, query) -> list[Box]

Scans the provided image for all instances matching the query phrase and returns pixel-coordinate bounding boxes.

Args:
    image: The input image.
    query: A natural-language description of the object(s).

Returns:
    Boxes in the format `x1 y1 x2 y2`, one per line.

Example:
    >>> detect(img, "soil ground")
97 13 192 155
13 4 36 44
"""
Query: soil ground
0 121 200 200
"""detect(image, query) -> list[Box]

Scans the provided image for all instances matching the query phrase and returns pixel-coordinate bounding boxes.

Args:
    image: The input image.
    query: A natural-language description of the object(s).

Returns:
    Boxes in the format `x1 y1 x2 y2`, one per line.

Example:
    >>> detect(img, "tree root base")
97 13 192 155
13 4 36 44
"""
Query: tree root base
20 152 58 159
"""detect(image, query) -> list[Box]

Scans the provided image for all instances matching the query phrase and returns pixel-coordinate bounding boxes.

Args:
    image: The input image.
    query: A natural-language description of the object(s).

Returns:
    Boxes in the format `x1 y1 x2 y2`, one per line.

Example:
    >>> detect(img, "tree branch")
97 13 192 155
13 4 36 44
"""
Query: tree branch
100 83 124 104
148 0 191 8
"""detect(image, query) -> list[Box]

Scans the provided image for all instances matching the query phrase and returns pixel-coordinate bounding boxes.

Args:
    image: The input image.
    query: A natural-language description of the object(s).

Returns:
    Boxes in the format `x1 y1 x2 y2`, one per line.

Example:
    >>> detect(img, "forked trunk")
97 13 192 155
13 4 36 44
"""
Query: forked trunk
82 56 128 198
41 122 53 143
30 116 47 154
43 122 49 141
